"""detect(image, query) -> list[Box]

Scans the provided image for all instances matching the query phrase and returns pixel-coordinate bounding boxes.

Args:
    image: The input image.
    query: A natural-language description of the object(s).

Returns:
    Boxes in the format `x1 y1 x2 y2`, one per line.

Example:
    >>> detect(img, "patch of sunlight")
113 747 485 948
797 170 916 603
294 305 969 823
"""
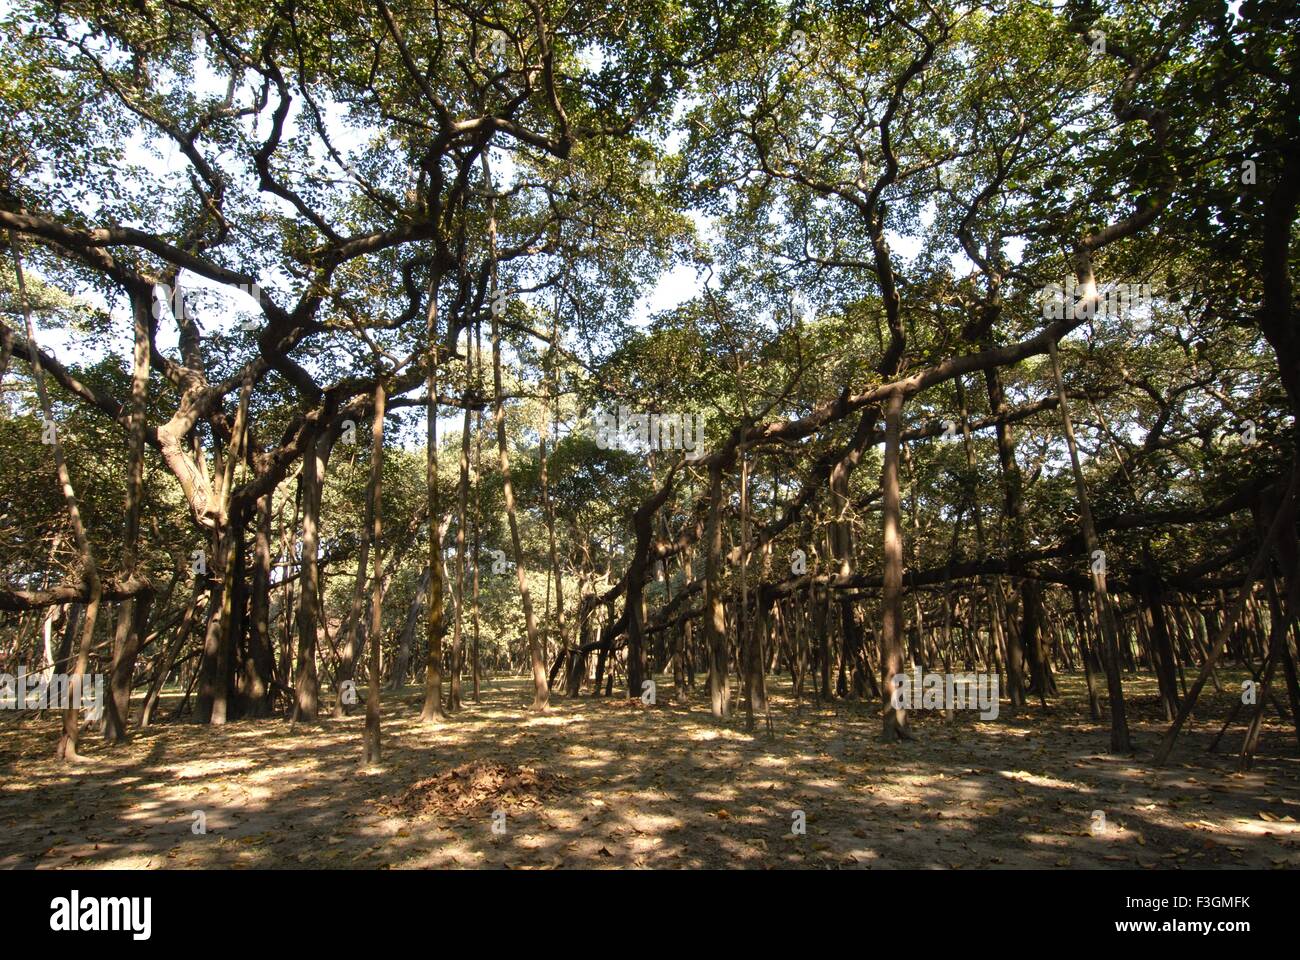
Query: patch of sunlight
686 728 751 742
127 799 171 813
565 754 618 770
174 758 258 776
845 847 884 863
625 813 681 832
801 777 845 791
997 769 1091 792
690 788 737 803
522 714 576 727
686 729 722 741
121 808 186 826
1231 818 1300 836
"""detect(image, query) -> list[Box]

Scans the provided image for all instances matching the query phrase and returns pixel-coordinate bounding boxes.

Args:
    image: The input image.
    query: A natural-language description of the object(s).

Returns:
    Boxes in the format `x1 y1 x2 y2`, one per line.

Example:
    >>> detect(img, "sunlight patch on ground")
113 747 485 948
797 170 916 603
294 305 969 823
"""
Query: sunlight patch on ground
997 769 1093 792
2 673 1297 869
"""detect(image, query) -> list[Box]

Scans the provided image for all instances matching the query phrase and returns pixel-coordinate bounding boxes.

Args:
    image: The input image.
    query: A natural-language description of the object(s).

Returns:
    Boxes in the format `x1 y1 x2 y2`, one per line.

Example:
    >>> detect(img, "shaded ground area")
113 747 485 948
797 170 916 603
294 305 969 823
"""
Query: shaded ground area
1 673 1298 869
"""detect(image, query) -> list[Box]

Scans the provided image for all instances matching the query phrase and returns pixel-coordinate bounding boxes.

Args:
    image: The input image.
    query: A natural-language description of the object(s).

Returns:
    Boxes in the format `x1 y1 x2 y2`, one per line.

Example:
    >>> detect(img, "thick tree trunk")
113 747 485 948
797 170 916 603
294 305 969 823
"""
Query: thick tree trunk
740 457 769 727
197 375 251 725
1139 548 1181 721
419 283 447 722
294 434 330 723
880 391 911 740
104 593 152 739
196 524 238 724
983 366 1029 709
241 492 276 717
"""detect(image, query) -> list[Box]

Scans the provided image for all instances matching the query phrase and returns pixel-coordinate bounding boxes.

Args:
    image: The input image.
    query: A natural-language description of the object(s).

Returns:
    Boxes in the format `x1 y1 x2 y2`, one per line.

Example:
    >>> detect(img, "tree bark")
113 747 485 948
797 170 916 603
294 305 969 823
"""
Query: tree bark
1047 338 1131 752
704 459 730 719
103 289 153 742
880 391 911 740
241 492 276 717
483 153 547 711
419 277 448 722
10 234 105 760
293 433 331 723
362 380 386 765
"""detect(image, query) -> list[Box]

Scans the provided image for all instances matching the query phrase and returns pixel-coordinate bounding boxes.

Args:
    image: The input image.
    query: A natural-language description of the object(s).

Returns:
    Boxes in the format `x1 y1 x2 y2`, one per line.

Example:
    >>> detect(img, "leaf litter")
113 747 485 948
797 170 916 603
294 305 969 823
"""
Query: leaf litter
379 760 569 820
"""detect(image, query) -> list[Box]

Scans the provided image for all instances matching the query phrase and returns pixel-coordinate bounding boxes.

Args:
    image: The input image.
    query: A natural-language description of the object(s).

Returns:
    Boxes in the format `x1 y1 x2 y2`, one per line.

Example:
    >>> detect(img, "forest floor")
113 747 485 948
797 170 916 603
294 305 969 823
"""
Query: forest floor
1 672 1298 869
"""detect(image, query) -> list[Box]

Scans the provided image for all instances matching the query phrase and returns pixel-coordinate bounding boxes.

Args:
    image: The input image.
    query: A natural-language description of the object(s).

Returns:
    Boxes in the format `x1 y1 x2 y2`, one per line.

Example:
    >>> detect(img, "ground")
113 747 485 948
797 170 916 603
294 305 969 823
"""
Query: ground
1 673 1298 869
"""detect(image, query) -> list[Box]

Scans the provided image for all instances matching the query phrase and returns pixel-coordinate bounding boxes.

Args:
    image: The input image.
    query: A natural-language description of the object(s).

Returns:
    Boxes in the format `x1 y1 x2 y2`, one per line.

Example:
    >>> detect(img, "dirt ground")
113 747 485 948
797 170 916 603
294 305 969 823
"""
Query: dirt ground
1 673 1298 869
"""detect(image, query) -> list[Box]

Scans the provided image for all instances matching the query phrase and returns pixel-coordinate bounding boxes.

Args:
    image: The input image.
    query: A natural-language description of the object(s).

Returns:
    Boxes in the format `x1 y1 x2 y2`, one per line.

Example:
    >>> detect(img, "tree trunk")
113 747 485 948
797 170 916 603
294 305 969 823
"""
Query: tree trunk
704 459 730 719
362 381 386 765
333 485 373 717
484 153 547 711
880 391 911 740
142 580 203 727
471 318 485 702
448 375 473 712
241 492 276 717
9 233 103 761
1047 338 1131 752
983 366 1028 710
539 340 565 699
294 434 330 723
103 289 153 742
419 278 448 722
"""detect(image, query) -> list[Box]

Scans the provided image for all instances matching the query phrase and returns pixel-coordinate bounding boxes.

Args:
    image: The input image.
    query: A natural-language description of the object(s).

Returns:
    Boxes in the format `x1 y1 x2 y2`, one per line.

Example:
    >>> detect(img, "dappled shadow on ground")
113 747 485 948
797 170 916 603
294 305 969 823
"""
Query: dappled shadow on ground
0 672 1297 869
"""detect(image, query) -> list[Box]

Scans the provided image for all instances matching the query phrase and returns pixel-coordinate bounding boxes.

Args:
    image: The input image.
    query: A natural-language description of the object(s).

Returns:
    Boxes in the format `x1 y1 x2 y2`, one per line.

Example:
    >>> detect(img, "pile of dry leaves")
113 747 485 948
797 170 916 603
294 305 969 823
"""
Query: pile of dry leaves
380 761 568 820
